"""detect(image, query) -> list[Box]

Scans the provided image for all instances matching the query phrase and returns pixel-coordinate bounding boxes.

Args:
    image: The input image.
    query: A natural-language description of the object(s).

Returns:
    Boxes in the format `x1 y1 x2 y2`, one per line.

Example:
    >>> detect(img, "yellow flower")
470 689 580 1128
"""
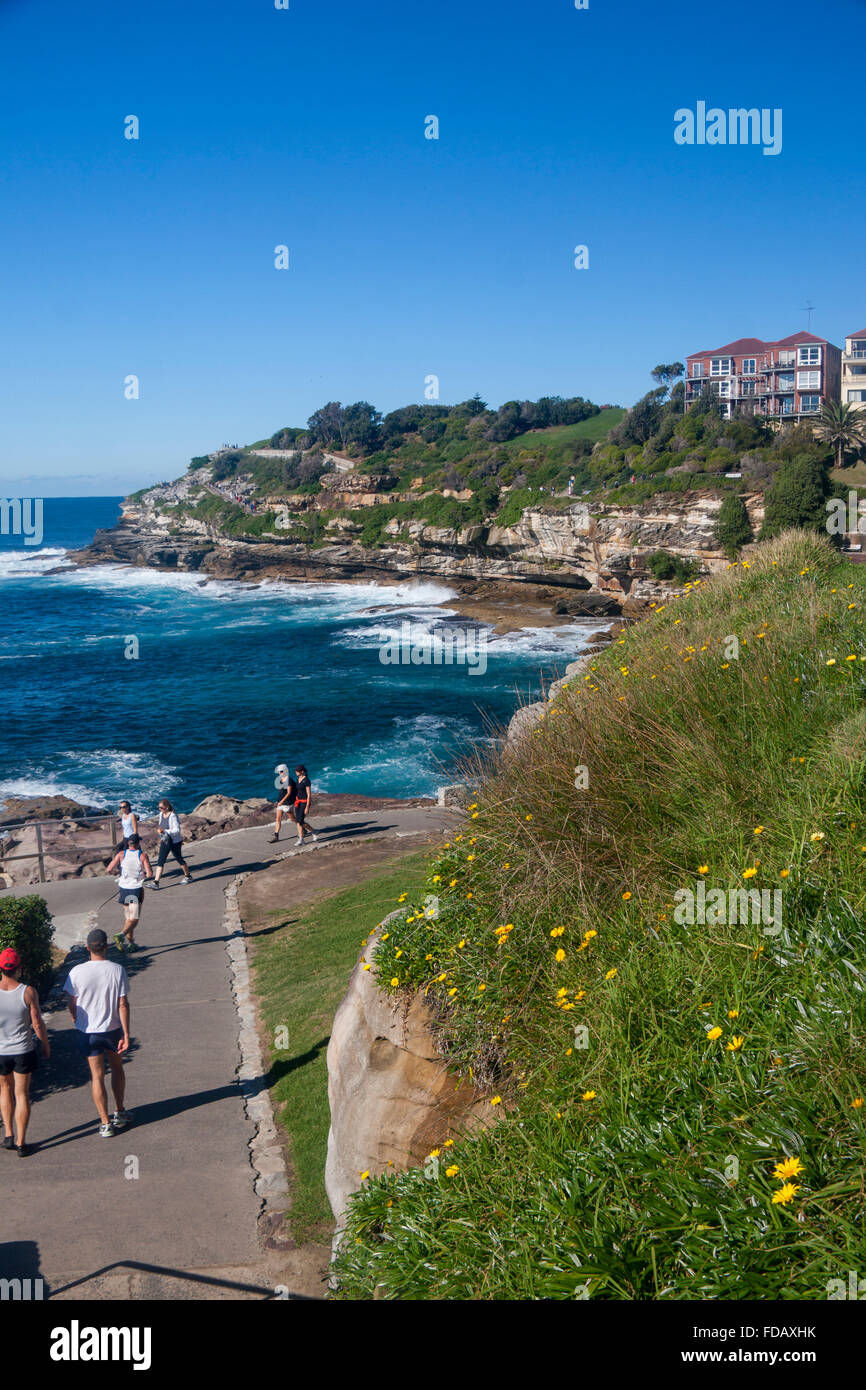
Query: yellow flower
826 658 836 666
581 1090 596 1101
458 938 465 948
555 948 566 962
490 1095 502 1106
742 867 758 879
471 810 479 818
605 968 617 980
466 853 475 861
753 826 764 835
728 1009 739 1019
432 875 441 883
772 1156 804 1181
809 832 825 842
846 654 858 661
362 963 371 971
565 1047 573 1056
556 986 568 998
726 1035 745 1052
443 1138 454 1146
468 803 477 810
503 862 510 869
427 1148 440 1158
449 879 457 887
851 1098 864 1109
622 891 632 900
771 1183 800 1206
525 814 533 821
360 1170 370 1179
706 1027 723 1041
780 869 790 879
550 925 565 937
390 977 399 987
445 1164 459 1177
448 987 458 997
698 864 709 874
397 894 407 903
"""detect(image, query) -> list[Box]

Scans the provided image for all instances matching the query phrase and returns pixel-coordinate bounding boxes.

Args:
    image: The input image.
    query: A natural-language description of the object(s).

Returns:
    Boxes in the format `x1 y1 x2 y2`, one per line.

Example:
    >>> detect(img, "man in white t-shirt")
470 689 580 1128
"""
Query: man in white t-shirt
64 928 132 1139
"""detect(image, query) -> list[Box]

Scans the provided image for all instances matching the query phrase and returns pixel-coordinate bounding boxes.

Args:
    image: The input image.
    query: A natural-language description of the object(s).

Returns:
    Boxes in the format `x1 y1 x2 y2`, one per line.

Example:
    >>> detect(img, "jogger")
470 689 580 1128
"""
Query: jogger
293 766 318 845
106 834 153 952
64 929 131 1138
0 947 50 1157
268 764 297 842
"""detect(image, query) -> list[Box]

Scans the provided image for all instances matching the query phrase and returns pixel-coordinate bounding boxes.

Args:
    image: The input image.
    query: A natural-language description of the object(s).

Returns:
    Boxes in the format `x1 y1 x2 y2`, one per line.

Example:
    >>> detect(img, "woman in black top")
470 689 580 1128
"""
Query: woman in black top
293 766 319 844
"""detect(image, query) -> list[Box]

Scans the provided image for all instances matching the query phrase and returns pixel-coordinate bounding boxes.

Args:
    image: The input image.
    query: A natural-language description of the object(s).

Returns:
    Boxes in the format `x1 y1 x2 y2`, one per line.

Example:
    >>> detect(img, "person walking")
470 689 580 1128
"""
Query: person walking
64 928 131 1138
293 766 319 845
118 800 139 848
0 948 50 1157
149 799 192 888
268 764 297 843
106 834 153 952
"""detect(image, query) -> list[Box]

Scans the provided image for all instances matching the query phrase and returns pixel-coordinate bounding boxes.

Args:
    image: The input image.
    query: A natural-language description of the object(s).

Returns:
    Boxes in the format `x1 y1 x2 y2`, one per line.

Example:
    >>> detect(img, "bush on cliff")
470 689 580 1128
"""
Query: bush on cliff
0 896 54 995
334 531 866 1299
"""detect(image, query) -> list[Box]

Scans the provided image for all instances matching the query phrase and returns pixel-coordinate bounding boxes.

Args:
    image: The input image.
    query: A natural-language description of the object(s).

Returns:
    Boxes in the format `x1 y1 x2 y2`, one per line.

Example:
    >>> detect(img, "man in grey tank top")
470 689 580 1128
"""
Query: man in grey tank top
0 947 50 1156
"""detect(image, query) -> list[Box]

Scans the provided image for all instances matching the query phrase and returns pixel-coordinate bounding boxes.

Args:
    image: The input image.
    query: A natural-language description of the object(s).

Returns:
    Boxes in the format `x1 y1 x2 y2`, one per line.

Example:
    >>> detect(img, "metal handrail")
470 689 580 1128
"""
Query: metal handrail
0 814 118 883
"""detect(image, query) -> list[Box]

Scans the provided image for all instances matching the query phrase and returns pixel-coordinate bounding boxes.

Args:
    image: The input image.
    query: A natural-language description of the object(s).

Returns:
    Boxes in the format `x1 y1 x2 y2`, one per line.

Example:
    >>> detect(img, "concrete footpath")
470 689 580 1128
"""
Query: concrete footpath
0 805 451 1300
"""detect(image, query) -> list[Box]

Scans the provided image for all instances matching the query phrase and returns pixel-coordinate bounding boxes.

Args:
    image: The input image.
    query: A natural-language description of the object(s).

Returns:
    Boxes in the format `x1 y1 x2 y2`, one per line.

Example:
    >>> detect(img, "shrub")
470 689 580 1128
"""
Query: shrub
715 493 753 558
0 896 54 995
646 549 699 583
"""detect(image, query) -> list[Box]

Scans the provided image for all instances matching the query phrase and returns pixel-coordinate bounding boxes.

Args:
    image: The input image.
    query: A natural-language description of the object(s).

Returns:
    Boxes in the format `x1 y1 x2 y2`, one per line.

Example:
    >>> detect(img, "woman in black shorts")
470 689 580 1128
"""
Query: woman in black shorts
293 766 319 845
0 947 50 1156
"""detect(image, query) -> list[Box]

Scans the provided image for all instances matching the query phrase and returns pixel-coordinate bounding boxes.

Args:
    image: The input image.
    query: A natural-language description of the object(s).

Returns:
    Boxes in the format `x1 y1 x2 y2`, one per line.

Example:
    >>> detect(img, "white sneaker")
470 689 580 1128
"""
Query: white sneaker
99 1123 115 1139
181 876 191 885
311 834 319 842
111 1110 131 1130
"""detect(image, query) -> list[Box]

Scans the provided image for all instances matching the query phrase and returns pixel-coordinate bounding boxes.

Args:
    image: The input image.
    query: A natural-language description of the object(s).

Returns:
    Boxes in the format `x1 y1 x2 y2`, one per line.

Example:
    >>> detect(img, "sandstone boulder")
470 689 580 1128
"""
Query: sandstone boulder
326 932 495 1227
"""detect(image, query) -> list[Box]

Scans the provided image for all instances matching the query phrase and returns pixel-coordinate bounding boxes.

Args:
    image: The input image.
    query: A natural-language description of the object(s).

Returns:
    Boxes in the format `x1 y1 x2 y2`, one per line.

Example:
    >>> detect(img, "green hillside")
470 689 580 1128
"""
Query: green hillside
333 531 866 1299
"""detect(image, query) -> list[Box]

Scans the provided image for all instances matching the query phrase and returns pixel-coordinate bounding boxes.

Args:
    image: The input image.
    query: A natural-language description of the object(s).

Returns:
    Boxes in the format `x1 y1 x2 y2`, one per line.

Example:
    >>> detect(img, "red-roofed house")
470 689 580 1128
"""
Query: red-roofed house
841 330 866 405
685 331 841 422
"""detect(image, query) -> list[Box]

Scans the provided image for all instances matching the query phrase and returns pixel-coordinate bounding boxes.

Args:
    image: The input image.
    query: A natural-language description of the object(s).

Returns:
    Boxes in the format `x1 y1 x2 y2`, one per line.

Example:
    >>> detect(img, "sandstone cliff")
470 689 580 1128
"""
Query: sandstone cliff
75 486 764 614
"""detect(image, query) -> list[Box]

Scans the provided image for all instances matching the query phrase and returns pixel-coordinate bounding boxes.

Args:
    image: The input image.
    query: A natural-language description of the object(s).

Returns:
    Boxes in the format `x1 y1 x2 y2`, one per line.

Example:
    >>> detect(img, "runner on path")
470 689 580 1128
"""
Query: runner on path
106 834 153 952
64 929 131 1138
293 766 319 845
268 764 297 843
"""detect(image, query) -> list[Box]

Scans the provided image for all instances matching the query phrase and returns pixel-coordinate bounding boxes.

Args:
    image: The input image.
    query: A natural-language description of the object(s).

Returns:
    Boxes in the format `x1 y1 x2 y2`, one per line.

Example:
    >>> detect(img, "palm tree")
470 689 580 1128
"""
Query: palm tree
813 400 866 470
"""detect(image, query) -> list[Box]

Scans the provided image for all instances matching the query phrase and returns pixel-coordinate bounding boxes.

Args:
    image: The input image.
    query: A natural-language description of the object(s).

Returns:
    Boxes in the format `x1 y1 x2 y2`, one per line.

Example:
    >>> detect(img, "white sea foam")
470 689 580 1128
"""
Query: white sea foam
0 749 181 815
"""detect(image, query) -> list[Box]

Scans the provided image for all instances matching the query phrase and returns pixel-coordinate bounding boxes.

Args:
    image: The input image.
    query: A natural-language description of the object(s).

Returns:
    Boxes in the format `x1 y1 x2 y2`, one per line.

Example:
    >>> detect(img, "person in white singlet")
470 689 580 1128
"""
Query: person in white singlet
106 834 153 952
0 947 50 1156
118 800 139 848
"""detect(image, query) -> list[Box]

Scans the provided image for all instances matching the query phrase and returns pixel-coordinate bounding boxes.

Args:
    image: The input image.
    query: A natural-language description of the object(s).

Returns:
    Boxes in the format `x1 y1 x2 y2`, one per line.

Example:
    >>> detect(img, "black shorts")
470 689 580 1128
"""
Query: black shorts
79 1028 123 1058
0 1050 38 1076
118 888 144 905
294 803 306 824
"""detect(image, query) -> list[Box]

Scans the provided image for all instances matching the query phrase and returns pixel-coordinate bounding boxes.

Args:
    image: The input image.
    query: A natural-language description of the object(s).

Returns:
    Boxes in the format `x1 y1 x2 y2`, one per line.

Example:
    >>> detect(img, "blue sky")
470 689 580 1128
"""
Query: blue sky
1 0 865 494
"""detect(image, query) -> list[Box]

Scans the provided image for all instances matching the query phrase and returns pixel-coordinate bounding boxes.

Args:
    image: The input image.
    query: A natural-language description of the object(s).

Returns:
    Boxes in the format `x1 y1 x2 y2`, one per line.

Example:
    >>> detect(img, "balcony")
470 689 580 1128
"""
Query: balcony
845 349 866 359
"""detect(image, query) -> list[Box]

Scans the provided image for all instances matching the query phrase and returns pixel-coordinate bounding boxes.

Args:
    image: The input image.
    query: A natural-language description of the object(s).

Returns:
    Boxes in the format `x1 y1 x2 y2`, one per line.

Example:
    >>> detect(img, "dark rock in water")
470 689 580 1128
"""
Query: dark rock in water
0 795 108 827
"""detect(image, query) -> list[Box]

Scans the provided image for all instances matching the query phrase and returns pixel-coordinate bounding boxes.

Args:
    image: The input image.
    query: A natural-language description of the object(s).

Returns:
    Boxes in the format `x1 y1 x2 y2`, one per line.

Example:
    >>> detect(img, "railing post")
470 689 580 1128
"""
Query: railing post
110 815 117 853
35 822 45 883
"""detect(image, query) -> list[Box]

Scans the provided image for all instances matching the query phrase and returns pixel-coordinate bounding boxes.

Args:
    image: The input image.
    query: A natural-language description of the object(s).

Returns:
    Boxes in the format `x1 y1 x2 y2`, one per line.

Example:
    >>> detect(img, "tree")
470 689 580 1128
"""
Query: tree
715 493 753 558
759 453 832 539
651 362 685 397
813 400 866 470
341 401 382 454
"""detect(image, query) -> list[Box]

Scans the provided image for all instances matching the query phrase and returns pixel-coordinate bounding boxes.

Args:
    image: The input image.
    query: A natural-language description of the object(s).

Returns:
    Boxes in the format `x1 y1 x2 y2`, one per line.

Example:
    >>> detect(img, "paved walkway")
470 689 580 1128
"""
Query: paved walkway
0 806 451 1299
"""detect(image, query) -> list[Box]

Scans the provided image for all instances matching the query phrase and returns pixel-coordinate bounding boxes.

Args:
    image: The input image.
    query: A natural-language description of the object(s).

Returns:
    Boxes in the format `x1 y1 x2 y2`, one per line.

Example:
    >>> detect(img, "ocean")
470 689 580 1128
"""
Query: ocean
0 497 603 812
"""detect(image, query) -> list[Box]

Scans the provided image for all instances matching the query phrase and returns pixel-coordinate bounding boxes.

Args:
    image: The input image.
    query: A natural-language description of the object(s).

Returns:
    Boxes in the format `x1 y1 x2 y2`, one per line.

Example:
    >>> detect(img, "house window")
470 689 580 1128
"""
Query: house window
850 341 866 359
799 394 820 414
847 390 866 403
780 399 795 415
711 357 732 375
778 351 796 367
741 358 756 374
798 345 821 366
741 380 756 395
777 373 795 392
691 362 704 377
797 370 821 390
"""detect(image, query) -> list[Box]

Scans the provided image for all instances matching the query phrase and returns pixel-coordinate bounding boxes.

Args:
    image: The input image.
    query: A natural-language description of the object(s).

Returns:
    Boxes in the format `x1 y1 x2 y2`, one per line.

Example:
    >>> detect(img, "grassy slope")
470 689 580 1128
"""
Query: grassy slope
334 531 866 1299
251 853 431 1241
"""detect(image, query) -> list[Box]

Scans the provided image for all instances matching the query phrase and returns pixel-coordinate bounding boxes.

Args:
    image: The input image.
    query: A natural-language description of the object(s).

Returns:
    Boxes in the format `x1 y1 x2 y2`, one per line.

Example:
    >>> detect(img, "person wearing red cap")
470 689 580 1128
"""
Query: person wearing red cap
0 947 50 1157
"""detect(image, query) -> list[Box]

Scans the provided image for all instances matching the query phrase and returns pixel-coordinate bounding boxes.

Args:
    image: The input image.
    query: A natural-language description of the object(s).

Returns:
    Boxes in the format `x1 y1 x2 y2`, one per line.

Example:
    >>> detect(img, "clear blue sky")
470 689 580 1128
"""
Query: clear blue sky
1 0 864 494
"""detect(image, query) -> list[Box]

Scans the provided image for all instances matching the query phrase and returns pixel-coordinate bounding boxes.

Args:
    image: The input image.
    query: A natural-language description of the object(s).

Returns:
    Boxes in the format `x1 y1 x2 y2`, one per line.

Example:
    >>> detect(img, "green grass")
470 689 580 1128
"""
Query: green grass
251 852 431 1241
333 531 866 1299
